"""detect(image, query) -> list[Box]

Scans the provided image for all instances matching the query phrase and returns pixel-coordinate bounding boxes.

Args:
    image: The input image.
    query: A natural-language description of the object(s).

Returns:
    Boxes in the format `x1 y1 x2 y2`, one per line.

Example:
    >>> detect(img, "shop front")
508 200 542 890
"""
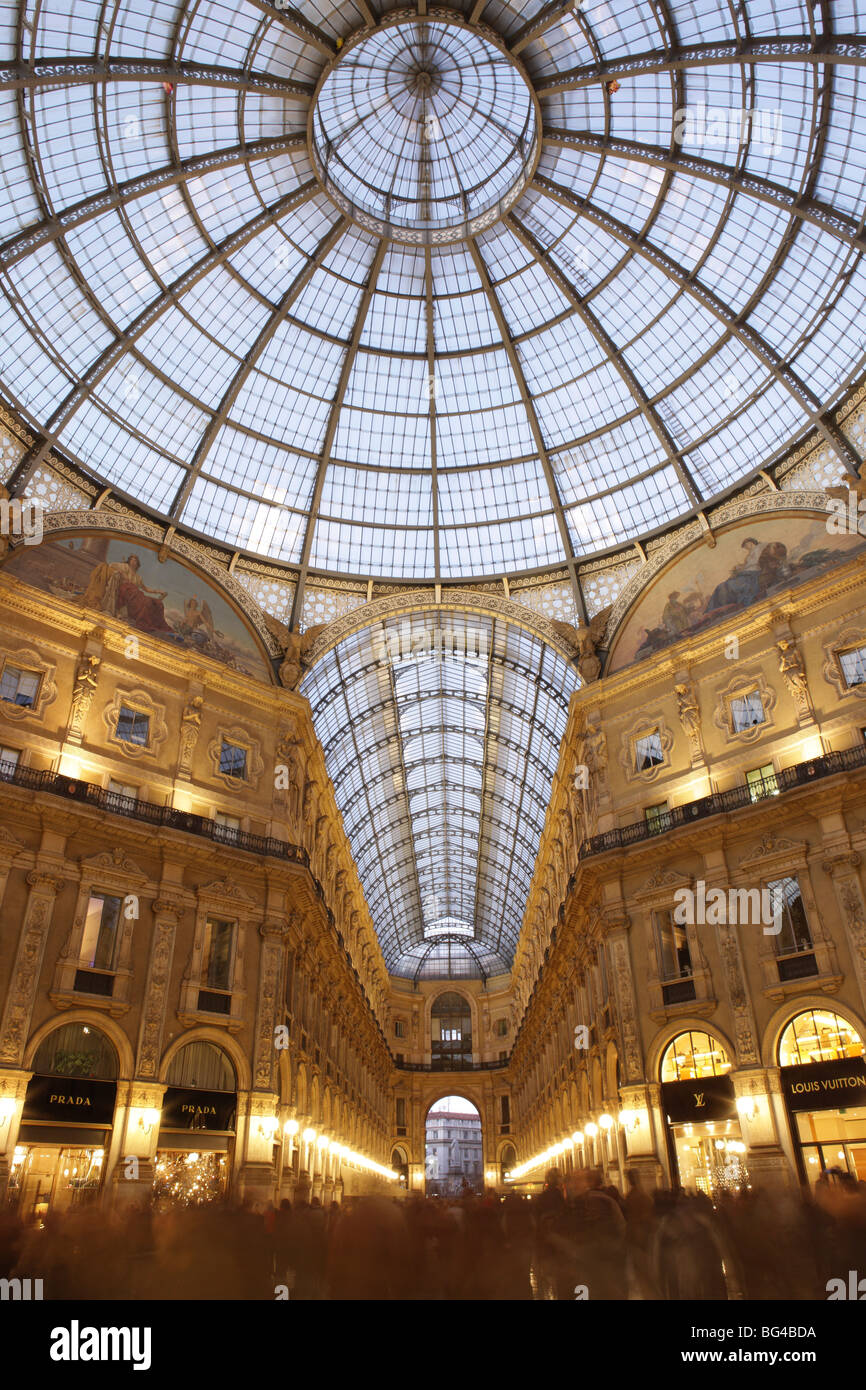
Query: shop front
154 1041 237 1205
11 1023 118 1221
778 1009 866 1187
659 1030 748 1195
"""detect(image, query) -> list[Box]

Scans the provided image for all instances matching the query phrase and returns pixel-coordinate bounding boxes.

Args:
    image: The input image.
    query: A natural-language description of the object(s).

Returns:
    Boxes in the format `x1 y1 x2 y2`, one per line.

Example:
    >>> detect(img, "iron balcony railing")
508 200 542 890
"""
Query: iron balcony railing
578 743 866 861
0 759 309 865
396 1058 509 1072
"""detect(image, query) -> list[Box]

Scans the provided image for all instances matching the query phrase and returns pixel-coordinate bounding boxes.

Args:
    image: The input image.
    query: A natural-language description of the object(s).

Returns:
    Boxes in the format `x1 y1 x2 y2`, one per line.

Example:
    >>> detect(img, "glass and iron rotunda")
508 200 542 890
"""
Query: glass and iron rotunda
0 0 864 979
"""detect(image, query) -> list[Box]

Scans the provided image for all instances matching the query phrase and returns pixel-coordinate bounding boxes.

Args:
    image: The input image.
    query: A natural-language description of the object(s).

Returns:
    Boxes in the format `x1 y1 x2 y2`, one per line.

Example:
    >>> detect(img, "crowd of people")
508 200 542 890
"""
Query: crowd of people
2 1166 865 1300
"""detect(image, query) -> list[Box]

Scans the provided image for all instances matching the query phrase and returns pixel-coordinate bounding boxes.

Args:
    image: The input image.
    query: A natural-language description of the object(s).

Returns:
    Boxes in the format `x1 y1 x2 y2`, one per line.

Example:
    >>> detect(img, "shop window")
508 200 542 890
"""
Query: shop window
653 909 695 1004
730 689 765 732
661 1031 732 1083
0 663 40 708
116 705 150 746
634 729 664 772
0 744 20 775
778 1010 864 1067
166 1039 236 1091
219 740 247 779
32 1022 118 1080
645 801 671 834
839 645 866 688
745 763 778 801
767 876 818 981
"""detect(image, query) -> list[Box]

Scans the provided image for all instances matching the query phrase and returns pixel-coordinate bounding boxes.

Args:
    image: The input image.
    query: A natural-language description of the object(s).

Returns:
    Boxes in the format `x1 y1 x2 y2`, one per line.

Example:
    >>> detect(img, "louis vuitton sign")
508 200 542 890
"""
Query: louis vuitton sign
661 1074 737 1124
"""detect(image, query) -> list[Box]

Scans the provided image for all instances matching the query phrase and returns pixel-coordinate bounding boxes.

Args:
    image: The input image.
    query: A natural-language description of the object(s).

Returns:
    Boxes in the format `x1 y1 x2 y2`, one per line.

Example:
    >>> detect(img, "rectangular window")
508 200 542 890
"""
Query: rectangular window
839 646 866 688
0 745 20 773
220 741 247 778
80 893 123 971
634 729 664 771
768 876 813 956
107 778 138 802
394 1019 406 1038
500 1095 510 1127
645 801 670 833
730 689 765 731
0 665 40 708
654 908 693 982
494 1017 508 1037
396 1097 407 1129
116 706 150 746
203 917 234 992
745 763 779 802
214 812 241 844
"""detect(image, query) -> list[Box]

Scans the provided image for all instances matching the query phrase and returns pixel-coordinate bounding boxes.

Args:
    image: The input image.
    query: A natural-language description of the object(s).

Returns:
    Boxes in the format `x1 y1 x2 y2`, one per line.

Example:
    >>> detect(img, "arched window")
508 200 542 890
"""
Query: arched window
779 1010 864 1066
166 1041 236 1091
32 1022 117 1079
431 992 472 1068
500 1143 516 1183
391 1145 409 1187
660 1030 732 1082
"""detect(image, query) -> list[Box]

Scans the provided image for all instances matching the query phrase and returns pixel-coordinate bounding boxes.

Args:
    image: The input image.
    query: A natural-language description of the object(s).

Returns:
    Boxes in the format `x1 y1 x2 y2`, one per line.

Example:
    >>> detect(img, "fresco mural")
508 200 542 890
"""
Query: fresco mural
2 533 270 680
608 513 866 672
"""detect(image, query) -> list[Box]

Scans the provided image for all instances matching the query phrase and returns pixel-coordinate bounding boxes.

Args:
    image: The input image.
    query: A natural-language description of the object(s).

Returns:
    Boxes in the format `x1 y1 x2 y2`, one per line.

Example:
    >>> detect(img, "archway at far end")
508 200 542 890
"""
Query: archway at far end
425 1095 483 1197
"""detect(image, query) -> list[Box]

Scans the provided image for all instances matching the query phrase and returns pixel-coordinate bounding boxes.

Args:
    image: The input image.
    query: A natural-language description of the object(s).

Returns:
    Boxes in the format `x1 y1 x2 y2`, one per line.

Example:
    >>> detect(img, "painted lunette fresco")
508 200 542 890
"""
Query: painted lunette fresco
608 514 866 673
2 533 270 681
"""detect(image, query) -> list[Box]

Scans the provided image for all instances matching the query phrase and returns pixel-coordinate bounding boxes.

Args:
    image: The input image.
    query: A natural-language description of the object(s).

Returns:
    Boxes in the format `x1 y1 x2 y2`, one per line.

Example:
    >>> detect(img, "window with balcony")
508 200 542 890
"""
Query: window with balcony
767 876 818 981
730 689 765 731
0 744 20 775
645 801 670 833
107 778 138 805
746 763 779 801
654 908 696 1005
74 892 122 996
0 664 40 708
198 916 235 1014
214 811 241 844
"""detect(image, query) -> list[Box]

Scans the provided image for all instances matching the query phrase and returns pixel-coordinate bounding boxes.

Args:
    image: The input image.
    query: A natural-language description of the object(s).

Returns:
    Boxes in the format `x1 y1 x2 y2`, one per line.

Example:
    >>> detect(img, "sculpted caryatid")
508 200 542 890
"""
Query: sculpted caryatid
276 724 305 823
674 680 702 753
777 637 810 702
69 652 101 735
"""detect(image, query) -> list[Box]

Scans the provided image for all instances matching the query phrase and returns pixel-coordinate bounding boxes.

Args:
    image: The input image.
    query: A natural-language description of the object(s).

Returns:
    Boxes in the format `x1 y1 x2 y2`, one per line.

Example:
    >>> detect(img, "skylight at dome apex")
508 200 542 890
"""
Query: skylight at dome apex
0 0 864 583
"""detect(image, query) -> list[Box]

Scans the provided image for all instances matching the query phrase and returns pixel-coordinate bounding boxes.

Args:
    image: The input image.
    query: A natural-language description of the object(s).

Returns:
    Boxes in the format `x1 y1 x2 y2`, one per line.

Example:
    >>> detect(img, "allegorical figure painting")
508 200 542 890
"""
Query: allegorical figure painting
609 514 866 672
1 533 269 680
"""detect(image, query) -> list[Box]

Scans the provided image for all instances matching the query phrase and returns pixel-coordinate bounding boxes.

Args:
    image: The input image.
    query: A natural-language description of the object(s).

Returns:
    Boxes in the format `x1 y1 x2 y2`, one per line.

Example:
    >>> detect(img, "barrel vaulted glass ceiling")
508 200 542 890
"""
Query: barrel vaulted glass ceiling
1 0 864 592
301 613 579 978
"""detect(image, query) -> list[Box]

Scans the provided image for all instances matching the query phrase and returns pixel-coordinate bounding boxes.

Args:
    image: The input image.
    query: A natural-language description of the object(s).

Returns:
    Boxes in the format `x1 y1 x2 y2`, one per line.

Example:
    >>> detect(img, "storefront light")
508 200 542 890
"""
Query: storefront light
317 1135 330 1150
618 1109 639 1131
258 1116 279 1140
572 1130 584 1145
585 1122 598 1138
599 1114 614 1130
302 1127 316 1144
284 1118 300 1136
0 1097 16 1125
736 1095 758 1120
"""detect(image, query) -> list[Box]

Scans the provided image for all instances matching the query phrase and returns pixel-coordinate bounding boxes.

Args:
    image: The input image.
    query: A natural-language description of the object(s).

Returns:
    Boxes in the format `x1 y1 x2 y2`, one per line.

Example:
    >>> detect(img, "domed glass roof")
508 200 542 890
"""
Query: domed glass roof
0 0 863 590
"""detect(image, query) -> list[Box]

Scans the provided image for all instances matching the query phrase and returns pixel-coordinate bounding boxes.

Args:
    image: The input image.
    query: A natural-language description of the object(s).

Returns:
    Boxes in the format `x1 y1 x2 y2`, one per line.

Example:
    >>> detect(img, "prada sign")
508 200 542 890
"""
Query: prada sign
160 1087 236 1132
662 1074 737 1124
781 1057 866 1112
22 1075 117 1126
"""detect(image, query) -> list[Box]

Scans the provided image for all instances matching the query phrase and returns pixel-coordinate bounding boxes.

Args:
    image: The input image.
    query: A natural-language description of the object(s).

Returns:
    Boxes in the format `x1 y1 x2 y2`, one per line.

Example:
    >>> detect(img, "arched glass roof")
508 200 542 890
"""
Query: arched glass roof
301 611 578 978
1 0 863 594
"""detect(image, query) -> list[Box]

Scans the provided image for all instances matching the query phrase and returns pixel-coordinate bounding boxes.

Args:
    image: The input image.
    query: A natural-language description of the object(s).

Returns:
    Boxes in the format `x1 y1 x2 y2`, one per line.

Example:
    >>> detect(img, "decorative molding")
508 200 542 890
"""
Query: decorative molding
207 724 265 792
822 625 866 701
618 710 674 784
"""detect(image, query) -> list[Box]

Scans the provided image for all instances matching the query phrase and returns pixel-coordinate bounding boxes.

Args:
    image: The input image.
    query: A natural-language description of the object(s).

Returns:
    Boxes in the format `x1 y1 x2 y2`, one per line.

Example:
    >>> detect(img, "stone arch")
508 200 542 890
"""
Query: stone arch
761 995 866 1069
646 1018 738 1084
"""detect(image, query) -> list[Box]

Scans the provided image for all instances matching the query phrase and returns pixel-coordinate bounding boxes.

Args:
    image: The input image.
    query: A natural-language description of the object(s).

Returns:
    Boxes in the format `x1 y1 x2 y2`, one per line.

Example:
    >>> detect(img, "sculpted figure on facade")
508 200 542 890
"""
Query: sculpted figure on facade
275 723 305 824
776 634 812 720
177 693 203 777
674 678 703 761
68 651 101 739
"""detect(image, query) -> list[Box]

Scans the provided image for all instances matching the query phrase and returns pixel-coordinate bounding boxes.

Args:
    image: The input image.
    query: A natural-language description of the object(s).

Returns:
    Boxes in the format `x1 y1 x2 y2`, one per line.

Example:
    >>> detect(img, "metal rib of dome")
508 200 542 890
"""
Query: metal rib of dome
300 612 578 978
0 0 863 605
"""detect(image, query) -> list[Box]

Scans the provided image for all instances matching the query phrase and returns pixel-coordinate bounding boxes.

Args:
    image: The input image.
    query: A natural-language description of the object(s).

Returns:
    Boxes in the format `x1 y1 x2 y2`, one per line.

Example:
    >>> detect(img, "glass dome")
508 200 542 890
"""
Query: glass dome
0 0 863 587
